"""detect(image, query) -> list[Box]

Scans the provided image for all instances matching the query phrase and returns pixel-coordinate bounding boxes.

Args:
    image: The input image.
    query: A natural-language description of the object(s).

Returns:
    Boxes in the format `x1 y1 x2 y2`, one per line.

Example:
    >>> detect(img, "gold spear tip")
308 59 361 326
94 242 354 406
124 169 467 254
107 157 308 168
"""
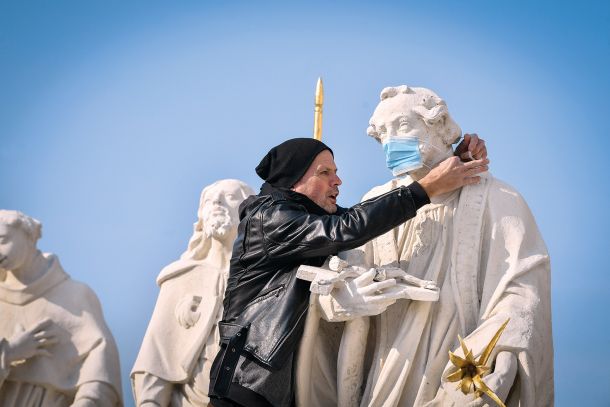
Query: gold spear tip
315 77 324 105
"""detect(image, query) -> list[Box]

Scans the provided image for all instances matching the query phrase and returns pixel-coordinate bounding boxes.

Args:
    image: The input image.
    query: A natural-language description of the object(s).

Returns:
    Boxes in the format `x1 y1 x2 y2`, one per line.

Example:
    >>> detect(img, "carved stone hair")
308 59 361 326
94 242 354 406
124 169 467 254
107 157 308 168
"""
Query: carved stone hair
0 210 42 242
367 85 461 145
181 179 255 261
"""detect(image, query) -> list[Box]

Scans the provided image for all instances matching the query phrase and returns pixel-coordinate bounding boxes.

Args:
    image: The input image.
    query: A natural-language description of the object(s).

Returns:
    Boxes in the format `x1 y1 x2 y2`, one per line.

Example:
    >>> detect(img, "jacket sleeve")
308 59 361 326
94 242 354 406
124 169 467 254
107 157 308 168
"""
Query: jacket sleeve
261 183 429 261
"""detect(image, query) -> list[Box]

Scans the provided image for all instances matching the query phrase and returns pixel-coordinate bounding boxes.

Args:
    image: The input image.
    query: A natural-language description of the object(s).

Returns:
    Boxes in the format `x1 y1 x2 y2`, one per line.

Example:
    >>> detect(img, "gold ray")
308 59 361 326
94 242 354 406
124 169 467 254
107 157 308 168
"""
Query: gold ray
473 375 507 407
460 376 473 394
478 318 510 366
448 351 468 368
446 369 464 382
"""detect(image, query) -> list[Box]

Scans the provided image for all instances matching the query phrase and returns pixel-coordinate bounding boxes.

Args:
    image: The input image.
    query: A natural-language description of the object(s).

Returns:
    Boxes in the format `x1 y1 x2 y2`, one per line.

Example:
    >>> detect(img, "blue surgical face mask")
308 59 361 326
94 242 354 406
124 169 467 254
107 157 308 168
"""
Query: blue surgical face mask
382 136 423 176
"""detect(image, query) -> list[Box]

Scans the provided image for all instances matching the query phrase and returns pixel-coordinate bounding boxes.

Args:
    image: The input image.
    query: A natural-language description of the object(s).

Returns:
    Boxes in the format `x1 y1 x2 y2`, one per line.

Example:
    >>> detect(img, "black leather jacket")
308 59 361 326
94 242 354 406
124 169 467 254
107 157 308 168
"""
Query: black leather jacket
211 182 429 405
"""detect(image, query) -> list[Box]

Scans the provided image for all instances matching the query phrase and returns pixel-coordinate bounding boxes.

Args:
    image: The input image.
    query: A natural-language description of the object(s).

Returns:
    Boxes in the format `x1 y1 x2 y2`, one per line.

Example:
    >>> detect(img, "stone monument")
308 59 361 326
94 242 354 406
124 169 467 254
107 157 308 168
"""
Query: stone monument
0 210 123 406
296 86 553 407
131 179 254 407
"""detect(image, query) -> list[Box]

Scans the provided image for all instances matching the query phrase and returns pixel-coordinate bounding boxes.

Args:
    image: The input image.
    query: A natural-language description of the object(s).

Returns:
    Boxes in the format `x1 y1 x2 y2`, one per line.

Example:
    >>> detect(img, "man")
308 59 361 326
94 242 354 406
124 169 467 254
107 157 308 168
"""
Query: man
298 86 553 407
208 137 489 407
131 179 255 406
0 210 122 406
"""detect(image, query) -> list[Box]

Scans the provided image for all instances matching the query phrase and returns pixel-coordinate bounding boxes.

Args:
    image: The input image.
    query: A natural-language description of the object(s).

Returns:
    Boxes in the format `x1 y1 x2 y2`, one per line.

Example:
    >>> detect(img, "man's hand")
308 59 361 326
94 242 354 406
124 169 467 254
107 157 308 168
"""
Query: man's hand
454 133 487 161
418 156 489 198
5 318 58 364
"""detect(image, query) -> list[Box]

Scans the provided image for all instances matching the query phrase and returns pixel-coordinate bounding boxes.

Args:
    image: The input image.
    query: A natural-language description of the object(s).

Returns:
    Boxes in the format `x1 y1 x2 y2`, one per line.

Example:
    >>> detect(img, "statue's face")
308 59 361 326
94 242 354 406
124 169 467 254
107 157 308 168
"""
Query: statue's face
369 93 453 169
201 180 245 242
0 223 35 273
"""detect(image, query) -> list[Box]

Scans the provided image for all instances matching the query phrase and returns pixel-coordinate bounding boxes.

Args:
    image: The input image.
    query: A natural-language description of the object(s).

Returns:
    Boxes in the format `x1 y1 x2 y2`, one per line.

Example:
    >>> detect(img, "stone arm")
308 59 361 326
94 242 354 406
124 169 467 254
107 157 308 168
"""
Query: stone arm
131 372 173 407
439 180 553 406
71 381 121 407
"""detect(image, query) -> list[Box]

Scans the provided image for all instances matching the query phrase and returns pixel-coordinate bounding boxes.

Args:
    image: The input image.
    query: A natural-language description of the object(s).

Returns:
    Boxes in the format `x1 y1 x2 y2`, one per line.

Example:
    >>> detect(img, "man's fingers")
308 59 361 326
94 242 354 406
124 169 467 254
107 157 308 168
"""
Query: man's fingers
462 158 489 168
462 134 471 147
359 278 396 295
467 133 479 152
467 165 489 175
472 138 486 156
473 146 487 160
459 151 474 161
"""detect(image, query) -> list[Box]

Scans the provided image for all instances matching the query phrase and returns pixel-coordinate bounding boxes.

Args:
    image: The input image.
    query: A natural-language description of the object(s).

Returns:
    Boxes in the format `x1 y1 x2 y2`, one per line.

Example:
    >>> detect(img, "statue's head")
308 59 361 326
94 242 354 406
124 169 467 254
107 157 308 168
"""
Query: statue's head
182 179 254 261
367 86 462 175
199 179 255 241
0 210 42 272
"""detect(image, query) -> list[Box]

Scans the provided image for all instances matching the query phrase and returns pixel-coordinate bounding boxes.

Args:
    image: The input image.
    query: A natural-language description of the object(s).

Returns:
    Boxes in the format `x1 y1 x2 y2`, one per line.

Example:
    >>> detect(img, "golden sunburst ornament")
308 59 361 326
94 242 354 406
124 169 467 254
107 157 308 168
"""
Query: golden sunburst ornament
446 318 510 407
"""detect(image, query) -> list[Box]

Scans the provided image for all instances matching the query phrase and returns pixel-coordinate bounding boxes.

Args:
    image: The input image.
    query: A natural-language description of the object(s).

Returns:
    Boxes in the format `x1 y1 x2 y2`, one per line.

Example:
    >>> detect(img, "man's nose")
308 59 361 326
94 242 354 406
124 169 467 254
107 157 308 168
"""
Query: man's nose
333 174 342 186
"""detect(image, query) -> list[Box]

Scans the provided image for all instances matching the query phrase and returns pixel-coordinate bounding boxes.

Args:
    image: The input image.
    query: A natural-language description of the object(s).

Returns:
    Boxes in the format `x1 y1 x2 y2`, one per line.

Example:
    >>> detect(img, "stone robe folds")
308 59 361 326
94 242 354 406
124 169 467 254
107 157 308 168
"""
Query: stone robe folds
131 259 226 406
0 254 122 406
296 173 553 407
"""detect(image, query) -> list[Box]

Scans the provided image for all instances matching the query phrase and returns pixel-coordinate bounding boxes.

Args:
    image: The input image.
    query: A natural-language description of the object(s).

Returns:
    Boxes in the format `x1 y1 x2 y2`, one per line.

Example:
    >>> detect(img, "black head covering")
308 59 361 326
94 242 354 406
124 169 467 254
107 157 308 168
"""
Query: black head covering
256 138 333 189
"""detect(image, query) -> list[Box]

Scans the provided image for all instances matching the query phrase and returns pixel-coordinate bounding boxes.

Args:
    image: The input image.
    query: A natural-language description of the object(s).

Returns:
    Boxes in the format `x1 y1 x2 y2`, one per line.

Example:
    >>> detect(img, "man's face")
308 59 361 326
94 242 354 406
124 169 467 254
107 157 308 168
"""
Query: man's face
0 223 34 273
292 150 342 213
201 181 244 241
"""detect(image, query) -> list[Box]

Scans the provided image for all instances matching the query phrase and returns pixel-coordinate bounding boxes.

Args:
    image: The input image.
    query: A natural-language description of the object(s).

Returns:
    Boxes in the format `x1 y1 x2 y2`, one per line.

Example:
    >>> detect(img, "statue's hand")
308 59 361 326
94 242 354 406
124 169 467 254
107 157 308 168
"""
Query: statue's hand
478 351 518 405
442 351 518 406
6 318 57 364
381 267 438 289
319 268 413 321
174 295 202 329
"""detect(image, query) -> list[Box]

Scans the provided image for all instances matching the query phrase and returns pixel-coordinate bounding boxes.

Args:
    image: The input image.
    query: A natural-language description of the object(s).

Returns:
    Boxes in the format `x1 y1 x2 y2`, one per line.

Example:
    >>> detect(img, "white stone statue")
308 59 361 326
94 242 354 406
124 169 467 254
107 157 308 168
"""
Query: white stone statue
131 179 254 407
0 210 122 406
296 86 553 407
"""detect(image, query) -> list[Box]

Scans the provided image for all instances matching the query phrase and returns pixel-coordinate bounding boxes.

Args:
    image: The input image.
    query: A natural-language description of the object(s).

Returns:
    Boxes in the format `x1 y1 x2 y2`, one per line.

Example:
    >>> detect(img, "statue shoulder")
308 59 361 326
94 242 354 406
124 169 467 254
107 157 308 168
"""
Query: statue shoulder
58 278 103 311
484 175 543 237
361 180 395 202
486 175 529 209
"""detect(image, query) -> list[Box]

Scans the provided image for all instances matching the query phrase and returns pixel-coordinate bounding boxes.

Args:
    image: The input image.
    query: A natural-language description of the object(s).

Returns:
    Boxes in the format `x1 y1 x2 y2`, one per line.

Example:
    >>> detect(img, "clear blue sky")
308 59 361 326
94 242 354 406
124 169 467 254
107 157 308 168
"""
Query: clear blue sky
1 1 608 405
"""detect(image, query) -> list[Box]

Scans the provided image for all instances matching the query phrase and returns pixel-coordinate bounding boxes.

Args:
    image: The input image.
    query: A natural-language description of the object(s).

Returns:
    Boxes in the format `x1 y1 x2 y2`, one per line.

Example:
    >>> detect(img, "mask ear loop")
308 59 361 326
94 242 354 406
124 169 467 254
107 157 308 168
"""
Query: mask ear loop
419 140 449 170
